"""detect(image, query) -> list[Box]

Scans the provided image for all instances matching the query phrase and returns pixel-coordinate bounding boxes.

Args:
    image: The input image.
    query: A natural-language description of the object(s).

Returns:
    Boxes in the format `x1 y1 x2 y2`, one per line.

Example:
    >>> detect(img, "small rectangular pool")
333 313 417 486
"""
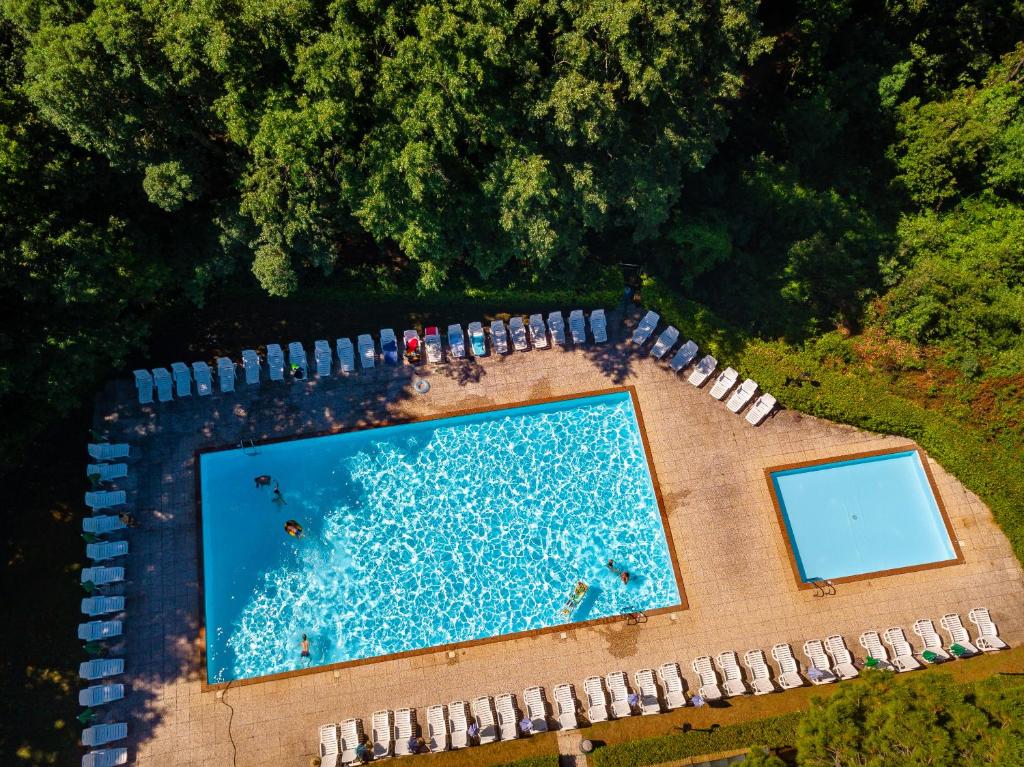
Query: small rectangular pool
767 448 961 586
198 389 683 684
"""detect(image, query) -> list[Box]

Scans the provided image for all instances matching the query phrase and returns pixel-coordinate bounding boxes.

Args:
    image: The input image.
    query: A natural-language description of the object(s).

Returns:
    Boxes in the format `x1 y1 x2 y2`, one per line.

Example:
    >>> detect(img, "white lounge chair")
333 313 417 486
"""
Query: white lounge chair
78 620 122 642
631 310 659 345
266 344 285 381
709 367 739 400
568 310 586 344
449 700 471 748
528 314 548 349
583 676 611 722
883 627 923 671
688 355 717 386
716 651 749 696
153 367 173 402
340 718 364 764
472 696 499 744
693 657 723 700
803 640 839 683
495 693 519 740
216 357 235 393
82 513 126 532
78 683 124 707
336 338 355 373
590 309 607 343
727 379 758 412
80 659 124 680
634 669 662 714
242 350 261 385
370 710 393 759
133 370 153 404
88 444 130 462
771 644 804 689
912 620 951 662
969 608 1008 651
650 326 679 359
358 334 376 368
824 635 860 678
170 362 191 397
467 321 487 356
314 340 332 378
547 312 567 345
403 329 422 363
81 748 127 767
86 464 127 483
319 723 339 766
940 613 980 657
424 326 443 363
490 320 509 354
82 723 127 747
81 596 125 616
606 671 633 717
509 317 529 351
86 541 128 562
85 491 126 511
859 631 893 669
658 663 687 709
743 650 777 695
553 683 579 729
447 324 466 358
669 340 698 372
80 567 123 586
192 362 213 396
427 704 449 751
380 328 399 365
745 393 777 425
524 686 548 732
288 342 309 378
393 708 416 756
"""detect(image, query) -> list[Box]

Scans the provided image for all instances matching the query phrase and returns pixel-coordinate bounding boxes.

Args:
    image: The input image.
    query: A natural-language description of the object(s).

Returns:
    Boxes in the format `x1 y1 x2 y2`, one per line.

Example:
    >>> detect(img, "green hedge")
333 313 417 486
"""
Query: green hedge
591 712 801 767
494 757 560 767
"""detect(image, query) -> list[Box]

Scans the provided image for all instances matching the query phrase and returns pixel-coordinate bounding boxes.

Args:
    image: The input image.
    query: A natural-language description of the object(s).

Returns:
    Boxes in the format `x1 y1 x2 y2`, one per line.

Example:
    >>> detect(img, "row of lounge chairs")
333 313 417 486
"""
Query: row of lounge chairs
630 310 777 426
79 444 132 767
318 609 1005 764
130 310 610 404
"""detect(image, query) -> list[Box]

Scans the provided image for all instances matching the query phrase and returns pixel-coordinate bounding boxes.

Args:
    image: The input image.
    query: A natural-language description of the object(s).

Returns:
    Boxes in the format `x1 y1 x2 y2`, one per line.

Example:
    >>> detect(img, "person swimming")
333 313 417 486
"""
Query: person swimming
285 520 302 537
272 482 287 505
300 633 310 659
254 475 272 488
620 571 630 585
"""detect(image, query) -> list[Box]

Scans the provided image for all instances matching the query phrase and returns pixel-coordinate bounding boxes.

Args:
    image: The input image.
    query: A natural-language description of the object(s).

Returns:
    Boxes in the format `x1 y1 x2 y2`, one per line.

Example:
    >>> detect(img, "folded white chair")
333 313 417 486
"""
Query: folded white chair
81 596 125 616
553 683 579 729
547 312 568 345
824 635 860 678
170 362 191 397
192 362 213 396
882 627 923 672
669 340 698 372
693 656 723 700
969 607 1008 651
266 344 285 381
288 342 309 378
427 704 449 751
568 309 586 344
634 669 662 714
86 464 127 483
358 334 376 368
658 662 687 709
590 309 608 343
424 327 443 363
153 367 173 402
242 350 261 385
912 619 951 662
81 747 127 767
335 338 356 373
393 708 416 756
859 631 893 669
78 620 122 641
216 357 235 393
524 685 549 732
82 723 127 747
727 378 758 412
688 355 717 386
940 613 980 656
85 491 126 511
371 709 393 759
86 541 128 561
650 326 679 359
78 683 124 707
709 367 739 400
80 567 124 586
716 651 749 696
447 324 466 358
314 340 332 378
509 317 529 351
490 320 510 354
318 723 339 766
340 718 364 764
743 650 777 695
133 370 153 404
771 644 804 689
449 700 471 748
583 676 611 722
88 443 130 462
631 310 659 345
472 696 499 744
495 693 519 740
80 659 124 680
745 393 777 425
528 314 548 349
605 671 633 717
802 640 839 683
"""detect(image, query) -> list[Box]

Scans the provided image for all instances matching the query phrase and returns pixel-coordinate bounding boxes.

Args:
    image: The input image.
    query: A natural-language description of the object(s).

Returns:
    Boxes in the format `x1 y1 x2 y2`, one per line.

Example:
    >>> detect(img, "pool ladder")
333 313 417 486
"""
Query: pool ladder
811 579 836 598
238 439 259 456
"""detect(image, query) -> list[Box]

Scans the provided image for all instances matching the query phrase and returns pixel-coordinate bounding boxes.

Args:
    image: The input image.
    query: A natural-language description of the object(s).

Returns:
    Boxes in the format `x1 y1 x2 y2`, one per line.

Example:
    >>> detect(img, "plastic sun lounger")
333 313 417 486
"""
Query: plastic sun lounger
859 631 893 669
883 627 923 671
192 362 213 396
709 367 739 400
969 607 1009 651
634 669 663 714
214 357 235 393
583 676 611 722
509 317 529 351
447 324 466 358
590 309 608 343
336 338 356 373
153 367 173 401
692 657 723 700
266 344 285 381
402 329 422 364
650 326 679 359
524 686 549 732
468 322 486 356
912 620 951 662
528 314 548 349
568 310 586 344
80 659 125 680
288 342 309 378
940 613 980 657
424 326 443 363
78 620 123 642
81 515 124 535
88 444 130 462
427 704 449 751
490 320 509 354
547 312 567 345
85 491 126 511
727 378 758 412
81 596 125 616
771 644 804 689
495 693 519 740
86 464 127 483
82 723 127 747
358 334 376 368
553 684 579 729
133 370 153 404
340 718 364 764
81 567 124 586
716 651 749 696
743 650 777 695
658 663 687 709
371 710 393 759
241 350 261 385
314 340 332 378
81 748 128 767
86 541 128 561
802 640 839 683
745 393 777 425
472 696 499 744
170 362 192 397
448 700 471 748
79 683 124 707
824 635 860 679
669 340 698 372
380 328 399 366
319 723 339 766
393 708 416 756
605 672 633 718
631 310 659 345
688 355 717 386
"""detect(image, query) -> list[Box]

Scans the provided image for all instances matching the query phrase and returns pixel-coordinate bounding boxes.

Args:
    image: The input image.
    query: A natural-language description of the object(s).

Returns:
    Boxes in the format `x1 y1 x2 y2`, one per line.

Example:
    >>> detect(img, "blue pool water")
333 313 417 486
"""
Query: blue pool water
199 391 680 682
770 450 958 582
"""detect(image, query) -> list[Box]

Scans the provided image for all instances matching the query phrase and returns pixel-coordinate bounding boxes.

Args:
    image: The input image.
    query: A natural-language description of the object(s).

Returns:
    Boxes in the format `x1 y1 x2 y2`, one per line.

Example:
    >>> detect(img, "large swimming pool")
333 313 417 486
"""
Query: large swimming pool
199 390 681 683
768 449 960 584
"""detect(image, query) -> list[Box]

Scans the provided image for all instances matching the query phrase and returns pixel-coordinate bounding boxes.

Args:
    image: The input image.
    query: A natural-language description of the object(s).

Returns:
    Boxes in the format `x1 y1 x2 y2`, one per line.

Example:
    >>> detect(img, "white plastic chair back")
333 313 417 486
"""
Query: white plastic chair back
133 370 153 404
216 358 235 392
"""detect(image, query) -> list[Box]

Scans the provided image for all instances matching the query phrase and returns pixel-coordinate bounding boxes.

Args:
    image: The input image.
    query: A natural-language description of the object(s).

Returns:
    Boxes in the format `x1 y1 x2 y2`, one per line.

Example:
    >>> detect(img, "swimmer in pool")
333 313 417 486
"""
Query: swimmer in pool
620 571 630 585
272 482 287 505
301 634 310 659
254 474 272 488
285 520 303 537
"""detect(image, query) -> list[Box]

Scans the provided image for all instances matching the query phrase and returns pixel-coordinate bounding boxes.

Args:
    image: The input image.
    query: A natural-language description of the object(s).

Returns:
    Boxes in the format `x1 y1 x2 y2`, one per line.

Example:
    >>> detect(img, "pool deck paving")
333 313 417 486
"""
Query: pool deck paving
92 308 1024 766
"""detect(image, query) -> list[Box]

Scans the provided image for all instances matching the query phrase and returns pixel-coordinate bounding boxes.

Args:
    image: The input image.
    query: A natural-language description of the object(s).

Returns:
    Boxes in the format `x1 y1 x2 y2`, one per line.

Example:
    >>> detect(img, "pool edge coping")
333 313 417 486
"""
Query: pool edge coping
763 445 965 590
193 384 688 691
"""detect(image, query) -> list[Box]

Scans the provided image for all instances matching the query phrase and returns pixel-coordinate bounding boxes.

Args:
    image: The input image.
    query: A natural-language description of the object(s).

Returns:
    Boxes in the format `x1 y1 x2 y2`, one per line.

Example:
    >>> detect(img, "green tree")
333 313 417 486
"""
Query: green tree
742 747 786 767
